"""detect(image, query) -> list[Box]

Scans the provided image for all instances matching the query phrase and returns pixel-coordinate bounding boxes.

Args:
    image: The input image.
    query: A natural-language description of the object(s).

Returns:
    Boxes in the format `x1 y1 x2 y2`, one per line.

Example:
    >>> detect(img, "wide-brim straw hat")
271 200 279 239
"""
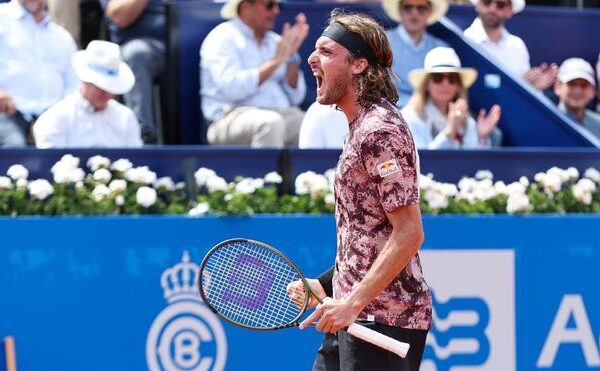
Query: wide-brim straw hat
408 47 478 88
72 40 135 95
382 0 449 25
469 0 525 14
221 0 244 19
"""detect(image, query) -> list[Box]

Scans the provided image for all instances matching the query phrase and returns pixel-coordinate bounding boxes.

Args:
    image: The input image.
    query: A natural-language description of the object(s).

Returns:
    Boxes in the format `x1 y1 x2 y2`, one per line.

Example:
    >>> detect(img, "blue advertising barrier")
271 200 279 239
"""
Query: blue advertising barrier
1 215 599 370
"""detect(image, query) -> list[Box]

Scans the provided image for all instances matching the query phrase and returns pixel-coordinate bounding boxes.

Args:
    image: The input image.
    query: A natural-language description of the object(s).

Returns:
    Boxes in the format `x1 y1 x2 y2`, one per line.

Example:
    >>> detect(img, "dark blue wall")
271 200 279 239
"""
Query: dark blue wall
2 147 600 184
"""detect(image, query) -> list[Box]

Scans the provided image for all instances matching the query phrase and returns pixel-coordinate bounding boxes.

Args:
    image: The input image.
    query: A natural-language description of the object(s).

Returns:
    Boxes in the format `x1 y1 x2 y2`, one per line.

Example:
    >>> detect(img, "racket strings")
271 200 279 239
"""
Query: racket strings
201 240 305 328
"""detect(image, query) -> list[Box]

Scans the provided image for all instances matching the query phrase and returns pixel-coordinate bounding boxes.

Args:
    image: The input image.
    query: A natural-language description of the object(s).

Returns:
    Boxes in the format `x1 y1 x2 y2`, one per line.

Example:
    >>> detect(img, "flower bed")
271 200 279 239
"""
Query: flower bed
1 154 599 216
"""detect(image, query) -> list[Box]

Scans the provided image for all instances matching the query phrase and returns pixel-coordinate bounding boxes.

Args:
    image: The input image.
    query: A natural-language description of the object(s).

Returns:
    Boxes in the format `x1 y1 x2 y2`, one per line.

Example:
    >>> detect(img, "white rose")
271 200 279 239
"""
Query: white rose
264 171 283 184
0 176 12 189
566 167 579 181
188 202 210 216
235 178 257 194
53 168 85 184
584 168 600 183
324 193 335 206
92 184 111 202
507 192 531 214
7 164 29 180
425 190 448 209
136 186 157 208
519 176 530 187
86 155 111 171
155 177 175 191
28 179 54 200
110 158 133 172
474 170 493 181
295 171 316 195
16 178 28 188
109 179 127 193
206 176 228 193
115 194 125 206
194 167 217 187
125 166 156 184
93 168 112 184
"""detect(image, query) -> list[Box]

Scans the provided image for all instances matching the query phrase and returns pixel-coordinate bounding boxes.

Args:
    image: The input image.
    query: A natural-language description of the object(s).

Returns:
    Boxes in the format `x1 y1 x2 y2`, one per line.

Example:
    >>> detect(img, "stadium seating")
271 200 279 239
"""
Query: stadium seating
164 1 600 147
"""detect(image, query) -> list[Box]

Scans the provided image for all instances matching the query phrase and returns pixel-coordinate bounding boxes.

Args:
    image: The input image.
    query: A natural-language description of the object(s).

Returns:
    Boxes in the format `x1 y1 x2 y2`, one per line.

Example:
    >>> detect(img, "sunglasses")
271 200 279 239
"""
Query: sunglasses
401 4 430 14
262 0 281 10
480 0 511 10
430 73 461 85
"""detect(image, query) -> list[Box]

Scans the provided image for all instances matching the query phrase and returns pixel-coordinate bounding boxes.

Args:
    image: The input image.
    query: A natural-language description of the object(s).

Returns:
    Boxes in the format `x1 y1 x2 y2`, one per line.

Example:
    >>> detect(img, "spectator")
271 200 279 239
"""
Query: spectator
0 0 78 147
554 58 600 140
596 53 600 112
101 0 165 144
47 0 81 45
464 0 558 91
382 0 449 107
401 47 501 149
200 0 308 148
298 102 348 149
33 40 143 148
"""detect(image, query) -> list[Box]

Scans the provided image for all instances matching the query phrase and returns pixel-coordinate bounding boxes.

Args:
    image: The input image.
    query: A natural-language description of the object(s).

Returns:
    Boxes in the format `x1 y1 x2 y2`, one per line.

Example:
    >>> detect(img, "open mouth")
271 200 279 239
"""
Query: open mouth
314 71 323 92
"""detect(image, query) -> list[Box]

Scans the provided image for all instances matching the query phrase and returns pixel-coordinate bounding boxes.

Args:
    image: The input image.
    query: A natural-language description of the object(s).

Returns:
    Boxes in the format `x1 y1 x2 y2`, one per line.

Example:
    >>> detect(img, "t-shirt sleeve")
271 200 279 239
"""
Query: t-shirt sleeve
359 128 419 212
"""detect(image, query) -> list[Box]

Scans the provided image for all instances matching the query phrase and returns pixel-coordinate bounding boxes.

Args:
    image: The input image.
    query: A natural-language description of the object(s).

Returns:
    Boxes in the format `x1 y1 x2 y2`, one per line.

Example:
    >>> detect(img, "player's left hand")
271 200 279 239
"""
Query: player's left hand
299 297 361 333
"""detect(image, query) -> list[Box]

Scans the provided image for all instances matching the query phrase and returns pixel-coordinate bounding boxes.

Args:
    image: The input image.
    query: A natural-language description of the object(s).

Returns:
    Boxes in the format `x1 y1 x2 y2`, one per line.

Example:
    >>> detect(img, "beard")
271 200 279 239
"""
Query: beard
480 13 504 29
317 72 350 106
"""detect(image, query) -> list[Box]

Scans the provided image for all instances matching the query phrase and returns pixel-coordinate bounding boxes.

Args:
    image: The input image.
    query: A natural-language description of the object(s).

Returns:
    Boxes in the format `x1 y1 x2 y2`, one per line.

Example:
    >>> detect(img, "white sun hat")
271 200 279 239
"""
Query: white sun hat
469 0 526 14
382 0 449 25
72 40 135 95
221 0 244 19
408 47 478 88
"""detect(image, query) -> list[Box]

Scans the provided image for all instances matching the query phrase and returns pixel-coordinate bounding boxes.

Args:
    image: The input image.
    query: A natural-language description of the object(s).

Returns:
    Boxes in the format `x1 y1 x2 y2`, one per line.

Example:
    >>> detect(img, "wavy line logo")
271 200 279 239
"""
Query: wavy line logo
423 291 490 370
420 250 515 371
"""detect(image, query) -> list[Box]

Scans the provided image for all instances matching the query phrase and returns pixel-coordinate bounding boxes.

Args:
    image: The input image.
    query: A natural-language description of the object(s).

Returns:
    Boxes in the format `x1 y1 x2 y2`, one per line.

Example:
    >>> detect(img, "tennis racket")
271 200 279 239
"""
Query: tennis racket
197 238 410 358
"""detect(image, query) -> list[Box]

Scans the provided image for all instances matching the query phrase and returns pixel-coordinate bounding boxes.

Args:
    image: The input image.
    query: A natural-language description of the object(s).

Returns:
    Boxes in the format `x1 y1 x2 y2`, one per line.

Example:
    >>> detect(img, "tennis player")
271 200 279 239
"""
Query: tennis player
294 10 431 371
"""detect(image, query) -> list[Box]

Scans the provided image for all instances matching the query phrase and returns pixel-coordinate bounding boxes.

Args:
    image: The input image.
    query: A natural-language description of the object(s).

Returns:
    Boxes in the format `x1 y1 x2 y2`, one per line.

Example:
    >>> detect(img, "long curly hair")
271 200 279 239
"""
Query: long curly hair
328 9 398 107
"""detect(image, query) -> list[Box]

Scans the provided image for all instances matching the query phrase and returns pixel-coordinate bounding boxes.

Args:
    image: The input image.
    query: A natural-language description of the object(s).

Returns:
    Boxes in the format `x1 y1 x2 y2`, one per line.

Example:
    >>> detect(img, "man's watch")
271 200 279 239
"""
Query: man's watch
287 53 301 65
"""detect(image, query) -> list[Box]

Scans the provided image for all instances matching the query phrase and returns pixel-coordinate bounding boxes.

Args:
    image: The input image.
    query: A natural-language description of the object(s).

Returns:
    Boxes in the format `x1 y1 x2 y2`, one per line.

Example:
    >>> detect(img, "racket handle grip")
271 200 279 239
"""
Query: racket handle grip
347 323 410 358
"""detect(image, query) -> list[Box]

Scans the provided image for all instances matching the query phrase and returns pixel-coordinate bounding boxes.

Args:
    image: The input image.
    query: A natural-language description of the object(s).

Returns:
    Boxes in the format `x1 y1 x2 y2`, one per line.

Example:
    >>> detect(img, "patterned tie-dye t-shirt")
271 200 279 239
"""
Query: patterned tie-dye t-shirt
332 98 432 330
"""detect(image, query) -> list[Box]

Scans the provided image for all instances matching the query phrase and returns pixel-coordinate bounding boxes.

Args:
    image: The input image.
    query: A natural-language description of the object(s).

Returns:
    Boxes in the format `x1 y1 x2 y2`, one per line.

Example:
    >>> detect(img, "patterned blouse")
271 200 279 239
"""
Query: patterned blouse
332 98 432 330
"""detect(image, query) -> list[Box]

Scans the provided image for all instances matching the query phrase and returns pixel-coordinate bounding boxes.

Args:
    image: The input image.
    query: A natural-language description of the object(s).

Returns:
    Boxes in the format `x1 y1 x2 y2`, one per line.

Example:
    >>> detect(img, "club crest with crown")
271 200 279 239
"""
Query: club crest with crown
146 251 228 371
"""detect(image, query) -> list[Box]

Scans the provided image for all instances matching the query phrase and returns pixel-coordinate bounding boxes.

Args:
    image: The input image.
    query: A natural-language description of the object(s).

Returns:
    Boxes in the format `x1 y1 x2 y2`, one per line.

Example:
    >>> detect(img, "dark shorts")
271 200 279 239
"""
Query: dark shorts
312 321 428 371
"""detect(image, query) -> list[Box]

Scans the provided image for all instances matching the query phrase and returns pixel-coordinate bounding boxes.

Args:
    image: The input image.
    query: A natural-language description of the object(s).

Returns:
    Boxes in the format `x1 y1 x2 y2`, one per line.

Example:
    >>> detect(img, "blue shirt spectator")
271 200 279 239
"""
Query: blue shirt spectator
382 0 449 108
100 0 165 44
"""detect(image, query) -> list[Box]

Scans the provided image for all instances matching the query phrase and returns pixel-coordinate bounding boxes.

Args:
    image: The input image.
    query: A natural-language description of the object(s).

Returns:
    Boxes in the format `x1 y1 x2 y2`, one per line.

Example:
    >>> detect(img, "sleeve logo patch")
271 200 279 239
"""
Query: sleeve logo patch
376 159 400 178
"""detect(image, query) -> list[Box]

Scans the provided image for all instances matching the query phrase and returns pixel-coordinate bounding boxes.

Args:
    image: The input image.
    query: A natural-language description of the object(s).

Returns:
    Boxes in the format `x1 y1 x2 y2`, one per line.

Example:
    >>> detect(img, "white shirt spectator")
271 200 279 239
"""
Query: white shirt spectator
299 103 348 149
464 18 530 78
33 91 143 148
200 17 306 122
0 0 78 117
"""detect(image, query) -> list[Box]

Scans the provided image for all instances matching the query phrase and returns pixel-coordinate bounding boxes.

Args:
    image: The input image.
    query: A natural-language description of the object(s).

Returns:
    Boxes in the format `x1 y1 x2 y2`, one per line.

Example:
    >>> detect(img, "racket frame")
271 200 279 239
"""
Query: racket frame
198 238 312 331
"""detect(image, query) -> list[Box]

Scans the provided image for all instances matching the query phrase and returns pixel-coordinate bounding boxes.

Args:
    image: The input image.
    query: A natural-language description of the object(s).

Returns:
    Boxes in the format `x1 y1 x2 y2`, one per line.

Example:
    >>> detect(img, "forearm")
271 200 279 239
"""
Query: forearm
258 57 285 85
317 266 334 298
106 0 149 28
346 211 424 312
285 62 299 88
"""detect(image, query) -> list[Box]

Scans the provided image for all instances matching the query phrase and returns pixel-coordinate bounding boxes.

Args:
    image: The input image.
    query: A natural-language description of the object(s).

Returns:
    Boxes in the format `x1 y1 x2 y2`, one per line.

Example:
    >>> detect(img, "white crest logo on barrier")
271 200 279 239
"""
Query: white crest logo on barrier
146 251 228 371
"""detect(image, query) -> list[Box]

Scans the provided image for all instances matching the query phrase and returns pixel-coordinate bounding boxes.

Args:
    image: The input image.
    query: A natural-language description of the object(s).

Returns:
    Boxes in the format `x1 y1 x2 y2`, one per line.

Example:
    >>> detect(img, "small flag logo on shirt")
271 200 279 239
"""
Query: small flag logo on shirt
376 159 400 178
